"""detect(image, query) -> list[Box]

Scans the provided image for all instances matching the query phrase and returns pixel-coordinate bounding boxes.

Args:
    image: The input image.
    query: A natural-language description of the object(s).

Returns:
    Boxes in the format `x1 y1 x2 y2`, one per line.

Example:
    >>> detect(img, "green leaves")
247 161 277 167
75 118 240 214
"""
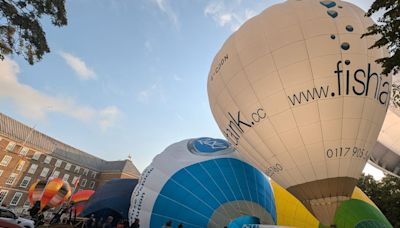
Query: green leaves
362 0 400 75
357 173 400 227
0 0 67 64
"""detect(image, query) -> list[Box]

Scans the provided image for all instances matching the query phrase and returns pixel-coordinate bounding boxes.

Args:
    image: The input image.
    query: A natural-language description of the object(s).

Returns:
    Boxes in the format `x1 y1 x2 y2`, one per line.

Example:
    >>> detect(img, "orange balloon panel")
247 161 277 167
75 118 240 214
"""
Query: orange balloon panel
40 178 72 211
71 190 95 216
28 179 47 206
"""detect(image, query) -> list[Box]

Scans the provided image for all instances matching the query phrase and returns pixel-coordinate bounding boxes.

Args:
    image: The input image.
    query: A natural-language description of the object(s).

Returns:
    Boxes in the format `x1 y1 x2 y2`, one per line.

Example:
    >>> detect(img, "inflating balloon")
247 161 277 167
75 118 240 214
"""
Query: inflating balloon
207 0 392 225
70 190 95 216
272 180 383 228
129 137 276 228
40 178 72 211
28 179 47 207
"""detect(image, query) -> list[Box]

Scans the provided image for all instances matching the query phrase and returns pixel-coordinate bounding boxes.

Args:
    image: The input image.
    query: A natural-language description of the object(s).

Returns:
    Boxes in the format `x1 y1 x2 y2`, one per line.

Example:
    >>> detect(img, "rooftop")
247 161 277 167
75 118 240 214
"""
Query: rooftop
0 112 140 176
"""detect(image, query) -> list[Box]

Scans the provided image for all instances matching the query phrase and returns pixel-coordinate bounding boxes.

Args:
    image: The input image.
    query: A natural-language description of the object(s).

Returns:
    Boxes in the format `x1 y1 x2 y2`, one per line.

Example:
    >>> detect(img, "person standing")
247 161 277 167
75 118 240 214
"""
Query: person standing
162 220 172 228
102 216 113 228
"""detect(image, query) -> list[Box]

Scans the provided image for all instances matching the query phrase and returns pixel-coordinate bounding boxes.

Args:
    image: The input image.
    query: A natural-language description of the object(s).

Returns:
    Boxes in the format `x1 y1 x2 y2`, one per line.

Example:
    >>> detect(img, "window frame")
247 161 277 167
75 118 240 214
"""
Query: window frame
20 176 32 188
10 192 23 206
0 155 12 166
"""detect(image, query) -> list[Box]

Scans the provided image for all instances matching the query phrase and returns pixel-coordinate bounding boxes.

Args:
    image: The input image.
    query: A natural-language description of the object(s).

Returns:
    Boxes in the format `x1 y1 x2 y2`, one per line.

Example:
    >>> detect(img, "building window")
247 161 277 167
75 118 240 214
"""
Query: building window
6 173 17 185
40 168 50 177
20 176 31 188
44 155 52 164
63 174 70 182
80 179 87 187
74 166 80 173
55 160 62 167
19 147 29 156
6 142 16 152
16 160 25 171
0 190 8 204
72 176 79 185
28 164 38 174
83 169 89 176
65 163 71 171
23 200 30 208
10 192 23 206
52 170 60 178
0 155 12 166
32 151 41 160
89 181 95 189
0 170 3 176
91 172 97 179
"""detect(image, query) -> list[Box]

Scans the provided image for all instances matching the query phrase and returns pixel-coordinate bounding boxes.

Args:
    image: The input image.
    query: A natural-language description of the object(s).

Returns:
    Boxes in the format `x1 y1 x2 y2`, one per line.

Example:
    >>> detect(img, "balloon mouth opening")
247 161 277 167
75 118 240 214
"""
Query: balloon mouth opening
187 137 236 156
227 215 261 228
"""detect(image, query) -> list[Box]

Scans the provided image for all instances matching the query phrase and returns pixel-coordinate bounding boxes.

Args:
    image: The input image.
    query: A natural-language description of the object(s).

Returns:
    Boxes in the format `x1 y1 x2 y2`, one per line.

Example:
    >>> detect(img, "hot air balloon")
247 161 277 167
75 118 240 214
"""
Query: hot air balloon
129 137 276 228
28 179 47 207
40 178 72 211
28 179 48 216
370 79 400 177
207 0 392 225
70 190 95 216
272 179 387 228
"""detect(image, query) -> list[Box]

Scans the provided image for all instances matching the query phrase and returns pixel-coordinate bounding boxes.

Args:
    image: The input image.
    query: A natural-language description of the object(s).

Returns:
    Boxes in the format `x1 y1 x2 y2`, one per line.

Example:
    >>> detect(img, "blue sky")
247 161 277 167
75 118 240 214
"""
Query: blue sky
0 0 383 178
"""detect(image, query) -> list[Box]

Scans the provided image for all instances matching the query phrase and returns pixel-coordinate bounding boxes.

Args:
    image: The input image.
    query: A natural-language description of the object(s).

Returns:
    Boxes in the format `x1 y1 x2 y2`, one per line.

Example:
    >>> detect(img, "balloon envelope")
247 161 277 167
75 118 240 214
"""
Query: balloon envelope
40 178 72 211
129 137 277 228
28 179 47 207
207 0 392 225
70 190 95 216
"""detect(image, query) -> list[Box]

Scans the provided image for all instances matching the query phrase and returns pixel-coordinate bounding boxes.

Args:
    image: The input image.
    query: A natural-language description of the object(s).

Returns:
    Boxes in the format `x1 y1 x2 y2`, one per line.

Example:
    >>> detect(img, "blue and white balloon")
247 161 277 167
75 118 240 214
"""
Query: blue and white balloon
129 137 276 228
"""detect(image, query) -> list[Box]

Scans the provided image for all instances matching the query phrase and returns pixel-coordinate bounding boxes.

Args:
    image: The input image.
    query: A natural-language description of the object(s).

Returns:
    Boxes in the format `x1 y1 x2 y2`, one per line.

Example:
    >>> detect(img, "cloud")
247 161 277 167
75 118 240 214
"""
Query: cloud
144 40 153 53
99 106 121 131
173 74 182 81
0 59 119 130
204 0 281 31
137 79 166 104
60 51 96 80
153 0 179 28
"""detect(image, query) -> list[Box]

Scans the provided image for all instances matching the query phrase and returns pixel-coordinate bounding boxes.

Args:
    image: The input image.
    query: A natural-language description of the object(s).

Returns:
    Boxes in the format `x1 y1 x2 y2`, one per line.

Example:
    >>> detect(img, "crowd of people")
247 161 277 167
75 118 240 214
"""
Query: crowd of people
84 217 184 228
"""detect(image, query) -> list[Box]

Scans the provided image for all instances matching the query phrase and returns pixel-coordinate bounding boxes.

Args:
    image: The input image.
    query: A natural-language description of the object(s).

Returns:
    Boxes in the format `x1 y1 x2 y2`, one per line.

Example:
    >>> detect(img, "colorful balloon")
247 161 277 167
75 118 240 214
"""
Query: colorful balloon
272 179 382 228
40 178 72 211
207 0 392 225
70 190 95 216
129 137 276 228
28 179 47 207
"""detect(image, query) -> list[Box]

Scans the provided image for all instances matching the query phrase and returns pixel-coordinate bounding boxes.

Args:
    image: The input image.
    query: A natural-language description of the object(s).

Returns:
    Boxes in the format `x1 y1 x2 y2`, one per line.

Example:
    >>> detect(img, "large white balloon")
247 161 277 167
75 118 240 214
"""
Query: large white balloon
370 79 400 177
207 0 392 225
129 137 276 228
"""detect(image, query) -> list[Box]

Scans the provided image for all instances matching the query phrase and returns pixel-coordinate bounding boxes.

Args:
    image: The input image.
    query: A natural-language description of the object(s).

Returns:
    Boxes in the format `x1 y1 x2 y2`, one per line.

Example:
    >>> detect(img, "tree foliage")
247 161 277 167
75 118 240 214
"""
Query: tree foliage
361 0 400 75
0 0 67 64
357 173 400 227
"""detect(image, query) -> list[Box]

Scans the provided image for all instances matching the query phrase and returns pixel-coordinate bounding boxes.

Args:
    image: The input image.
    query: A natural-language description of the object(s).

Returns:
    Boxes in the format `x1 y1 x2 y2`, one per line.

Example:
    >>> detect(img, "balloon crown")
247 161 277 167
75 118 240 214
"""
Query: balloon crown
187 137 235 155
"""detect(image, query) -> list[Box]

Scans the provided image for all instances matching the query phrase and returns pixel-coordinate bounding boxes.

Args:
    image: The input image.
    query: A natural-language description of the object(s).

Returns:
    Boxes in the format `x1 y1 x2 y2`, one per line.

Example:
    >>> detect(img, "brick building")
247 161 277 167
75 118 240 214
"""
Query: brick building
0 113 140 211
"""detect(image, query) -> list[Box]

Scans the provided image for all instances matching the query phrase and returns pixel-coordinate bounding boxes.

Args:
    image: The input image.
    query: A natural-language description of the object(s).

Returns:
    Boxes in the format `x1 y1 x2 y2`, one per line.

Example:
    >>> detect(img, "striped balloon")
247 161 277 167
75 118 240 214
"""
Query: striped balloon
70 190 95 216
40 178 72 211
28 179 47 207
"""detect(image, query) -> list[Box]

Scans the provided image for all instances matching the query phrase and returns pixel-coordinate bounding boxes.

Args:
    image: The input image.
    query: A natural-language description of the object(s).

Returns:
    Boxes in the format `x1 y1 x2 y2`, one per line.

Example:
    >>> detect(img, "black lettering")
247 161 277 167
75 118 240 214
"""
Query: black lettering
366 63 379 97
352 69 366 95
228 111 252 132
335 61 343 95
379 82 390 105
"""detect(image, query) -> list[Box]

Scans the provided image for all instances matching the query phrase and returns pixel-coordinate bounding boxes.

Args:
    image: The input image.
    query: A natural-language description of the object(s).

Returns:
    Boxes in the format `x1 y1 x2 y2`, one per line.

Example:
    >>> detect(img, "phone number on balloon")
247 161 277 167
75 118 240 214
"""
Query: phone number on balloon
326 146 370 161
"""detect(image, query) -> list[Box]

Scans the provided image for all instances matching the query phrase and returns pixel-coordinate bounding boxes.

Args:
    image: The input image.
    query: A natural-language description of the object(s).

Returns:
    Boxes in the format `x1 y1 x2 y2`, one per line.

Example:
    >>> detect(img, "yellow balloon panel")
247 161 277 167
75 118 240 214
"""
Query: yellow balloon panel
272 180 379 228
272 181 319 228
207 0 392 225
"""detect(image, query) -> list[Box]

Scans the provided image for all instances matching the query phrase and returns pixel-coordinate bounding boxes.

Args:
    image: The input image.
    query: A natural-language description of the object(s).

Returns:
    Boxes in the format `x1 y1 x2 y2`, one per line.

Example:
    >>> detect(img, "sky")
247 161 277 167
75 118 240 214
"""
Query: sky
0 0 385 179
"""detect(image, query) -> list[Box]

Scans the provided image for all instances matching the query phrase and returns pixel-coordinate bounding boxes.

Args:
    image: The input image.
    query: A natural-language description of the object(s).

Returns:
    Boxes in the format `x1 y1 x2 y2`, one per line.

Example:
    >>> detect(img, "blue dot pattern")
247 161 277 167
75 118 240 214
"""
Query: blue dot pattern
150 158 276 227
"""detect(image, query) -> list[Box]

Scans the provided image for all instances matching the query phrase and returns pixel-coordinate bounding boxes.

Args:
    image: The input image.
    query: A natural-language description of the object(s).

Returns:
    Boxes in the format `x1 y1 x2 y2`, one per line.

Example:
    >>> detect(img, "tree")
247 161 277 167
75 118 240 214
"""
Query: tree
0 0 67 65
361 0 400 75
357 173 400 227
